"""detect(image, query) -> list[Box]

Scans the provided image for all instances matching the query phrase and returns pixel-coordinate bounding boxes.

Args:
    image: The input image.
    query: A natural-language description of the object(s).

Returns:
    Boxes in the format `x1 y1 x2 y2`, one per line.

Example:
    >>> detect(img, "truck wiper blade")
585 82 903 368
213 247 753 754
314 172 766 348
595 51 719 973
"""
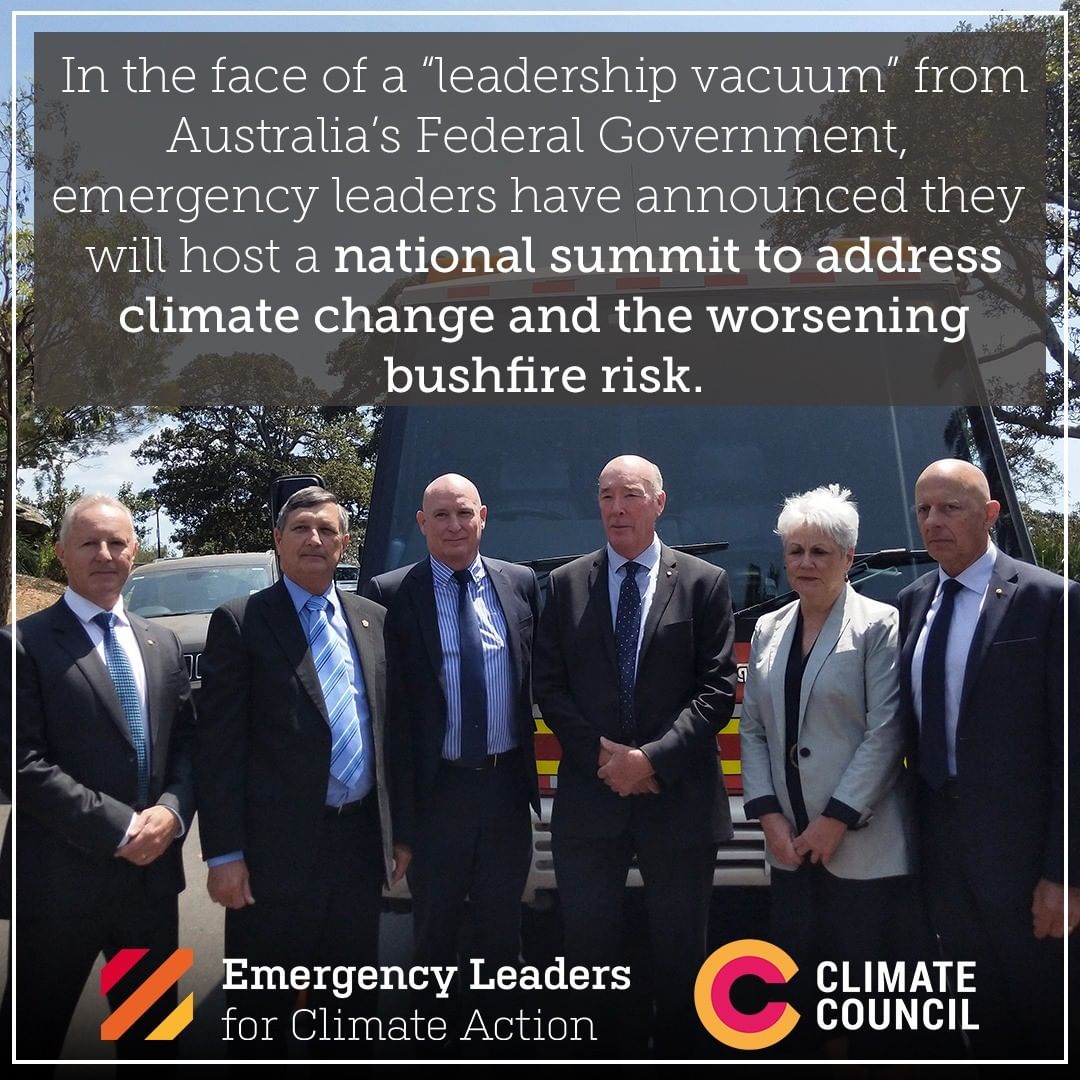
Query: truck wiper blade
521 540 729 574
735 548 934 619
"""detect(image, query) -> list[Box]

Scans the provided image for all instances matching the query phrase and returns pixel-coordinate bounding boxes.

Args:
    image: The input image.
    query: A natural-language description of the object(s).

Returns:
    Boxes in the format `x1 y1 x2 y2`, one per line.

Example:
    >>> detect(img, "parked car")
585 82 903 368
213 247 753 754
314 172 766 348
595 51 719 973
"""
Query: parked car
333 563 360 591
121 551 279 691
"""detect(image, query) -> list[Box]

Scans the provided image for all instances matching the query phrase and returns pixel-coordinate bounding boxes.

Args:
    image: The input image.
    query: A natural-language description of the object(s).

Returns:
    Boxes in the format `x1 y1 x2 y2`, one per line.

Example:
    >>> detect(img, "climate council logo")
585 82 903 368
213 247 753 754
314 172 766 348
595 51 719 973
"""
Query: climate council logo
100 948 194 1042
694 939 799 1050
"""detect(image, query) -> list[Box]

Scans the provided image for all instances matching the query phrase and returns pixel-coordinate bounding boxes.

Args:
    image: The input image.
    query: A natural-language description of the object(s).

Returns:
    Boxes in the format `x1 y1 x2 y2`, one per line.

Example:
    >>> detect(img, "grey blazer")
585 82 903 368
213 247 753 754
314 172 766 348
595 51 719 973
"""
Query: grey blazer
739 585 913 880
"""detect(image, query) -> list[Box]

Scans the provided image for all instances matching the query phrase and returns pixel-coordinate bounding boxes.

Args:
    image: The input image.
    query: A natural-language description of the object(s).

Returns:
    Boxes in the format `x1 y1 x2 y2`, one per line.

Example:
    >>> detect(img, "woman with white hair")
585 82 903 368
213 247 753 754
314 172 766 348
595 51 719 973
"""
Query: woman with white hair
740 484 914 1053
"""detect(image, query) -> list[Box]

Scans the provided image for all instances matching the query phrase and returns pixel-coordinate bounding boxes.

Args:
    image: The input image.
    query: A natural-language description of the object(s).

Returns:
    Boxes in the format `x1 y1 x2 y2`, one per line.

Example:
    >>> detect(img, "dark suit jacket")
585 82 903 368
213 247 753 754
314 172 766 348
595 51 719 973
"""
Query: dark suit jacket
364 557 541 843
899 551 1079 902
195 580 401 899
533 544 737 847
14 599 195 914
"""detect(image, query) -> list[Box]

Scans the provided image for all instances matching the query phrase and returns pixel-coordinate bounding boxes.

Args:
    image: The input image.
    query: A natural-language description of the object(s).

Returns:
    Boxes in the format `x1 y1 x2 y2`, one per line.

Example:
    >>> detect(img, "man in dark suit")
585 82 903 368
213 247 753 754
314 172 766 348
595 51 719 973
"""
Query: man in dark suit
195 486 409 1053
533 455 736 1056
364 473 539 979
14 494 195 1059
899 458 1077 1058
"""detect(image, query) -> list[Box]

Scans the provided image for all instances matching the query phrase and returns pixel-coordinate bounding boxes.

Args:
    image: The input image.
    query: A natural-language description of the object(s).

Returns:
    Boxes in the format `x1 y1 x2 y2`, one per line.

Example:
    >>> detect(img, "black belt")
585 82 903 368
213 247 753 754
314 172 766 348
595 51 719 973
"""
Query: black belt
323 797 369 817
443 748 520 771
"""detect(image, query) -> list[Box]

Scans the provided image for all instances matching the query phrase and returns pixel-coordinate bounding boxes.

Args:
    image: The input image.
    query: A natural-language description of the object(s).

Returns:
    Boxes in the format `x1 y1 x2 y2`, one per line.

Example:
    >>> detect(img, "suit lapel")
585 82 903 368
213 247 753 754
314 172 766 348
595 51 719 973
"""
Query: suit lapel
343 587 386 704
587 551 618 674
901 573 937 691
799 587 851 729
639 545 677 666
128 615 161 752
484 559 521 684
958 554 1019 722
50 601 132 745
340 591 384 729
404 560 447 696
262 580 329 723
767 603 800 733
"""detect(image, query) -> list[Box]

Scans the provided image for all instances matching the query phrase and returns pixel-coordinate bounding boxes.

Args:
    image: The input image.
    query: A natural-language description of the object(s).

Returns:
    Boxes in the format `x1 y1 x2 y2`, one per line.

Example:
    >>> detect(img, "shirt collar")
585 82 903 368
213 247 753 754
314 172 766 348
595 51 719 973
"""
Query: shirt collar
282 574 339 615
607 534 662 576
64 587 129 627
430 552 485 589
938 541 997 596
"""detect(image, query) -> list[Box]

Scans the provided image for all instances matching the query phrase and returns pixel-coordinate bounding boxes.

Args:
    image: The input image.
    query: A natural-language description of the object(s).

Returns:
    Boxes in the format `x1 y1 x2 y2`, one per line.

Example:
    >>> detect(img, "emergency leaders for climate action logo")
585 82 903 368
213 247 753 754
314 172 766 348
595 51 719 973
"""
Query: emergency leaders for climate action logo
99 948 195 1042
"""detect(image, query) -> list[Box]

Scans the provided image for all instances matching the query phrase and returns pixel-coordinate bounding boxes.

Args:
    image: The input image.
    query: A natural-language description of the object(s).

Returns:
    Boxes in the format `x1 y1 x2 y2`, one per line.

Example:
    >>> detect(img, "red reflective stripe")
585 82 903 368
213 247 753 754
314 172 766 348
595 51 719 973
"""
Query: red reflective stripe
447 285 490 299
877 270 921 281
532 279 577 294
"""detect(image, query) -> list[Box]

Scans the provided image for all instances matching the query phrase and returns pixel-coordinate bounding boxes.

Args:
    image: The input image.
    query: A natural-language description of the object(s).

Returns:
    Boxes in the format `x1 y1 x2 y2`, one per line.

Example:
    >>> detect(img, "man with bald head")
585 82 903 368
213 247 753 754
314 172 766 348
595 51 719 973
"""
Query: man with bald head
899 458 1077 1057
365 474 540 979
534 456 736 1056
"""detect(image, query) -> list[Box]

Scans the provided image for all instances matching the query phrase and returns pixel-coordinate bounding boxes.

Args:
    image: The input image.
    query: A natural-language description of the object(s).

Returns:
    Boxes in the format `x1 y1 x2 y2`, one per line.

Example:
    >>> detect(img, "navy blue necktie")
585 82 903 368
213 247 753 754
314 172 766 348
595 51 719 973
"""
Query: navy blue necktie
919 577 963 791
615 561 643 742
453 568 488 766
93 612 150 807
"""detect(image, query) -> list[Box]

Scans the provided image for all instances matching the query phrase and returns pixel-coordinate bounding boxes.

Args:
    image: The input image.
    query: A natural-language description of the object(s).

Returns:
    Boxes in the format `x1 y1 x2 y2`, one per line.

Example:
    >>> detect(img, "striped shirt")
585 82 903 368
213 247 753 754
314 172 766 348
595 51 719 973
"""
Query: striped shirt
430 555 515 759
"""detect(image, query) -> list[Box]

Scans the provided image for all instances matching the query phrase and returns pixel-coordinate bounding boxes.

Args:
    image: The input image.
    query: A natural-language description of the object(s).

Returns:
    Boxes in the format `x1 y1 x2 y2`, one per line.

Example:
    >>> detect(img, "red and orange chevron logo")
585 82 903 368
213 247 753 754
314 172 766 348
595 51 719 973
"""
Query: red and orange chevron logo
100 948 194 1041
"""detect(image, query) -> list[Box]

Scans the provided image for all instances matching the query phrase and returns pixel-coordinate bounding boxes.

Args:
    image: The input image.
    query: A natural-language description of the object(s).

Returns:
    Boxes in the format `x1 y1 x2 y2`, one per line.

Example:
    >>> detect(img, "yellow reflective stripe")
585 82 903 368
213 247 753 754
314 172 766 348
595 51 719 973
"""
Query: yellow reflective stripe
722 760 742 775
536 760 559 775
535 718 553 735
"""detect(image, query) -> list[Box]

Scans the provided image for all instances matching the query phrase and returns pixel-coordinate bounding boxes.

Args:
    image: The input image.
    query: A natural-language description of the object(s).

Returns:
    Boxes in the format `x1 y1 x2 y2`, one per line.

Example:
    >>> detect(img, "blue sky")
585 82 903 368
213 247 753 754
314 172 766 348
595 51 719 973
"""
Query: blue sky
5 1 1071 546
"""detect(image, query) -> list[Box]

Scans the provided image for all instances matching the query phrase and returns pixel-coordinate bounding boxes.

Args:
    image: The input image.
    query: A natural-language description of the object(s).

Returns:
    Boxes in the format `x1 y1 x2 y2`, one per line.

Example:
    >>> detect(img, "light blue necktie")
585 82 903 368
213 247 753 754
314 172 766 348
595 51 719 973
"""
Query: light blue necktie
303 595 366 788
93 612 150 807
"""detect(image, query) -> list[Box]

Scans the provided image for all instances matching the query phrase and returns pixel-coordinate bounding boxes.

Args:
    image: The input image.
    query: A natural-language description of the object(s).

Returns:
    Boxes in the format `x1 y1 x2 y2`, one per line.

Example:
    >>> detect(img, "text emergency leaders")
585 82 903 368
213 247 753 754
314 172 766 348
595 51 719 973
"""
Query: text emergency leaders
221 957 632 999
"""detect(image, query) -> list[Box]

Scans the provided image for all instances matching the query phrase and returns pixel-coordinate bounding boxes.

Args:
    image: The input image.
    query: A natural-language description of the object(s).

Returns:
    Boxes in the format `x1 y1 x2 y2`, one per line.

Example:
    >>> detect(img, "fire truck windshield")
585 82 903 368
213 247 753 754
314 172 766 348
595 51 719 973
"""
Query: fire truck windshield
361 403 1028 611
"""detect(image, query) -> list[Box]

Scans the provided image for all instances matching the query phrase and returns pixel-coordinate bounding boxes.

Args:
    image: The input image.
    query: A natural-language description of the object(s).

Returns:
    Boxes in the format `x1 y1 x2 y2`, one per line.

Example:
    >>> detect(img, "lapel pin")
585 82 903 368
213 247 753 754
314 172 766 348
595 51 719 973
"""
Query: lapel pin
147 639 154 645
666 571 673 577
362 619 370 628
995 588 1003 597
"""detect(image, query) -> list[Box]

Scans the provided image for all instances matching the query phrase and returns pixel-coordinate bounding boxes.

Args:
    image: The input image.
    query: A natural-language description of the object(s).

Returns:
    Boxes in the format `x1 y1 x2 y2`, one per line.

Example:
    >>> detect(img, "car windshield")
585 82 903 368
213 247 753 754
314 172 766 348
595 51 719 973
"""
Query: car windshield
122 564 273 617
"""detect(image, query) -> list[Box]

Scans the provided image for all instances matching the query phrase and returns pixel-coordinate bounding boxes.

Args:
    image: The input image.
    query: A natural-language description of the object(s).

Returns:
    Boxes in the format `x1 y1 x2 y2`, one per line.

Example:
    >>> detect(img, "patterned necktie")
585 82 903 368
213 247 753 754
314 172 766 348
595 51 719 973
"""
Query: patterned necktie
919 577 964 791
92 612 150 807
303 595 365 788
453 568 489 767
615 561 643 742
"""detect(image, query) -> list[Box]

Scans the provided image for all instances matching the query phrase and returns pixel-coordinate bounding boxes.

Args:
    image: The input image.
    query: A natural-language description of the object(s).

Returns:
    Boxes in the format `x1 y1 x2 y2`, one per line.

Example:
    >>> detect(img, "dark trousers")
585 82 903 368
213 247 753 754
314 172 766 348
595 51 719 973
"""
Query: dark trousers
17 861 180 1060
920 784 1064 1060
769 861 922 1058
223 800 385 1059
409 756 532 970
553 830 716 1058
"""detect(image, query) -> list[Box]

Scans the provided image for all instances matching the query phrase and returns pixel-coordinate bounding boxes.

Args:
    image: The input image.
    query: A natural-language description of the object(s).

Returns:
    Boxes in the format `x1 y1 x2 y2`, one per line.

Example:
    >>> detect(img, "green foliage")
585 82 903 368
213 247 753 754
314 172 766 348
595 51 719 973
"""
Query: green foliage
135 354 378 554
766 4 1077 448
1021 503 1080 580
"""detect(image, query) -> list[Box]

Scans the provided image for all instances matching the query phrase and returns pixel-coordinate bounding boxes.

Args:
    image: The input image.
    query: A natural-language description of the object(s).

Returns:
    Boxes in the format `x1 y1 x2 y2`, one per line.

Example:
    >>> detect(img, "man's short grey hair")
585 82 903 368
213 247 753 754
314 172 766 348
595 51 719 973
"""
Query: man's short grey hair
275 486 349 535
775 484 859 551
59 494 134 544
